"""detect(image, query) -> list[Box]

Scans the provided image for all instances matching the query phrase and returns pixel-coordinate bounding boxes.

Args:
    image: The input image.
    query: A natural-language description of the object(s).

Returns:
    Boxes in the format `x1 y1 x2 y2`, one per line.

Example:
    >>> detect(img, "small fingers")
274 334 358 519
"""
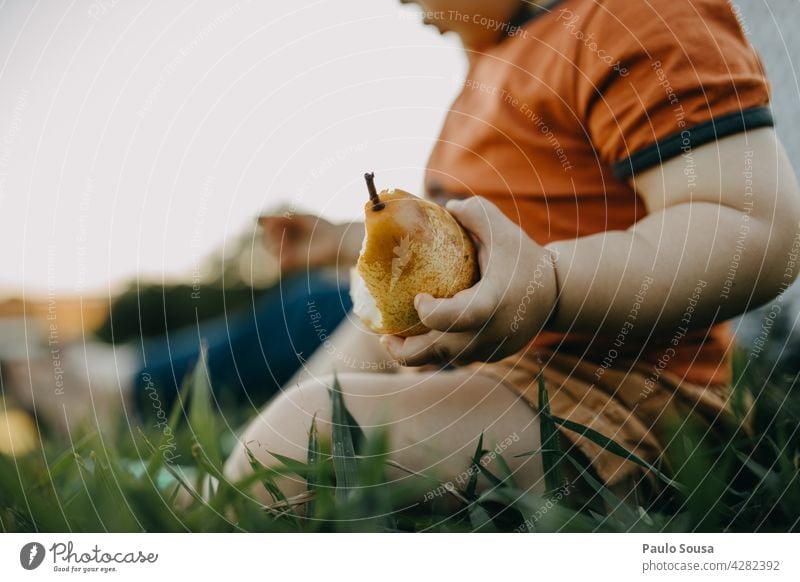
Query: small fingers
381 331 477 367
414 289 496 333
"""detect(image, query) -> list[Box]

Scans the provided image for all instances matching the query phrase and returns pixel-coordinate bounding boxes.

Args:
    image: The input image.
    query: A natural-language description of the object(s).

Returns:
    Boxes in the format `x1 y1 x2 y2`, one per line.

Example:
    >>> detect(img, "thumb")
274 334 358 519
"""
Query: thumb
445 196 510 244
446 196 519 274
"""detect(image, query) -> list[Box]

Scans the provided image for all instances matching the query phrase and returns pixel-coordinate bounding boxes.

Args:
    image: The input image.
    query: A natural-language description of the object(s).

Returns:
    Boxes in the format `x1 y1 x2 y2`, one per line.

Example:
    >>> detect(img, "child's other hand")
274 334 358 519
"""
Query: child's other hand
258 214 364 272
381 197 558 366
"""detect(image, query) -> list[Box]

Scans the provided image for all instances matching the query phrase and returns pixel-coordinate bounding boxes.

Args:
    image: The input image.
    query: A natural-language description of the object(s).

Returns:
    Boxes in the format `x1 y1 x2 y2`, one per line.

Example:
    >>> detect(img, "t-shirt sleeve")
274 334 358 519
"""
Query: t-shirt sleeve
576 0 772 179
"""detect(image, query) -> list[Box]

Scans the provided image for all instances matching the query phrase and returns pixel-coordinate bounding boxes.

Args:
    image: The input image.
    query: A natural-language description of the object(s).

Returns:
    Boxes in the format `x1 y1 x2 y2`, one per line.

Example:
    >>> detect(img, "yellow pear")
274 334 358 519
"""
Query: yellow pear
350 173 478 336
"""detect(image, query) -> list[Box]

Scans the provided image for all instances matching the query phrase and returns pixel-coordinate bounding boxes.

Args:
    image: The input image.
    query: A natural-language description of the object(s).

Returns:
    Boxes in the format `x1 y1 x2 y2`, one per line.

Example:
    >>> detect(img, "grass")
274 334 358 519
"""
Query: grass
1 350 798 532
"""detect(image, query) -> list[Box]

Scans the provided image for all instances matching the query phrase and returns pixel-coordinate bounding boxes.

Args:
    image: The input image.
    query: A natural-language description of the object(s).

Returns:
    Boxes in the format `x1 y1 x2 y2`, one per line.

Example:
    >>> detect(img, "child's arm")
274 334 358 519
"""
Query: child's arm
382 128 800 366
546 128 800 337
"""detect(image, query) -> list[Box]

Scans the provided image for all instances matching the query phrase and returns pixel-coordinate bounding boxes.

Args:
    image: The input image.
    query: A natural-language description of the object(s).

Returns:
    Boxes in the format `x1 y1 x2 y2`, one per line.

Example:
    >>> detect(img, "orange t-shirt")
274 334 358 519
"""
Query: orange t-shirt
425 0 772 385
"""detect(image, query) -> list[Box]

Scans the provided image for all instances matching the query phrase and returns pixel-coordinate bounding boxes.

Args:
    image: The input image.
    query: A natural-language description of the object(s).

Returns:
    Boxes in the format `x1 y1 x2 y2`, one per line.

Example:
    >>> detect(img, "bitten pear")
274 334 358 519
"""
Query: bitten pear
350 172 478 336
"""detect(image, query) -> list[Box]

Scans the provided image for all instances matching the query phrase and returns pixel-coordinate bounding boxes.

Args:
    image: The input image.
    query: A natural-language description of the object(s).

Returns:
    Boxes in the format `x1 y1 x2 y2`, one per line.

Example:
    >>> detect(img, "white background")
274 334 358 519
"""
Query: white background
0 533 798 581
0 0 465 294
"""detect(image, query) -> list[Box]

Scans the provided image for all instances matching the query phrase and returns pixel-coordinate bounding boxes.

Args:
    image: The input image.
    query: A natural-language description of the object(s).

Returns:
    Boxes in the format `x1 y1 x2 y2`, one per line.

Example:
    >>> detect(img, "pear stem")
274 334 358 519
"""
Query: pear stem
365 172 384 211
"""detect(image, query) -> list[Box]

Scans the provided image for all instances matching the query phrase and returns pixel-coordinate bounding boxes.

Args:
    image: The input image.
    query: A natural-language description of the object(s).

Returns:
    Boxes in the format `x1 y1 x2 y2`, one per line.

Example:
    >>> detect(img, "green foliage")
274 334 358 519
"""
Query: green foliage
1 350 798 532
537 373 566 494
329 373 359 503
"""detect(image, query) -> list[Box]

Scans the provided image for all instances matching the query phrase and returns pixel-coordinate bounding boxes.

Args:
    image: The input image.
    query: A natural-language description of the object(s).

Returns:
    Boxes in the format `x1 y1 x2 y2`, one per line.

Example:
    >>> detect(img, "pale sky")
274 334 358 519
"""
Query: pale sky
1 0 798 297
0 0 466 295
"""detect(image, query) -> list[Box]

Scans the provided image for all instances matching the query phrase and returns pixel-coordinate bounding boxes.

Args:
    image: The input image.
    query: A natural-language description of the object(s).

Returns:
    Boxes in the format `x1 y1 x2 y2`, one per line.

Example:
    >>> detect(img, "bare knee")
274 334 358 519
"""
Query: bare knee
223 371 544 504
224 376 334 494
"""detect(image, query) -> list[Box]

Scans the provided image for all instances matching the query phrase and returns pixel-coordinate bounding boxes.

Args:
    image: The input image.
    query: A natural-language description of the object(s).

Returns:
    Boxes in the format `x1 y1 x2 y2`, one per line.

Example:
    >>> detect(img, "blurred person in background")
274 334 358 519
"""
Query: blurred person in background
1 220 358 434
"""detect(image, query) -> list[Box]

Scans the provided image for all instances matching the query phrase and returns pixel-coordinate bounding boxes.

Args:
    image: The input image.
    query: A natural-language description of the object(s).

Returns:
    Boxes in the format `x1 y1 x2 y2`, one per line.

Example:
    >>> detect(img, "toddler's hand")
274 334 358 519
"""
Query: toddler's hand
382 197 558 366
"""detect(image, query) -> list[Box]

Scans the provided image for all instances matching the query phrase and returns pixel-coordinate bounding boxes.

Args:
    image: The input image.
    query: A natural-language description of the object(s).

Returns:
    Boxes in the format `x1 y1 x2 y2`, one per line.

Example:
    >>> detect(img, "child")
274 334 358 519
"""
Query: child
228 0 800 498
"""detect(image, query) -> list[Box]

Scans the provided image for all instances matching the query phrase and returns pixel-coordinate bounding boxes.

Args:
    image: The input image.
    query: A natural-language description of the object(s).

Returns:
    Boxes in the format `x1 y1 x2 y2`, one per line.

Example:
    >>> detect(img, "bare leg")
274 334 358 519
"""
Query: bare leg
285 316 397 388
224 369 544 504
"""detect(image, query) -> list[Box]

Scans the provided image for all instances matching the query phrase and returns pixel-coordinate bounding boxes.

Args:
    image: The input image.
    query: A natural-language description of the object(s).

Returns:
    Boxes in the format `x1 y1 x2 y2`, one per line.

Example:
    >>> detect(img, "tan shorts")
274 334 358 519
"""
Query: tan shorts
466 349 743 485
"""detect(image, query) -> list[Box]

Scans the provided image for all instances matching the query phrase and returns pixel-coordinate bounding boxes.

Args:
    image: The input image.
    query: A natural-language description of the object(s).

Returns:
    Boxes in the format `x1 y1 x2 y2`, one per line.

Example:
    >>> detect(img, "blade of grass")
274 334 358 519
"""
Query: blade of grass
351 428 394 531
329 372 358 502
188 344 222 471
383 459 470 504
138 428 205 505
735 451 780 488
476 463 505 489
538 374 566 493
340 390 366 452
265 451 311 479
478 487 598 533
167 482 182 506
465 434 484 499
244 447 292 508
262 490 315 514
562 453 638 526
512 447 564 458
241 448 302 527
729 349 752 423
551 415 681 490
493 453 518 489
35 433 95 488
468 502 496 532
146 367 194 477
306 414 320 516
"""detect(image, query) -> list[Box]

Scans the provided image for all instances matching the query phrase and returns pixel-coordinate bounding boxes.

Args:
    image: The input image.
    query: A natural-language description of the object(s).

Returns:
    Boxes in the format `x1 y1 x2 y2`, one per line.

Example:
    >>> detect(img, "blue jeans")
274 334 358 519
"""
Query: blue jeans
133 272 352 414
